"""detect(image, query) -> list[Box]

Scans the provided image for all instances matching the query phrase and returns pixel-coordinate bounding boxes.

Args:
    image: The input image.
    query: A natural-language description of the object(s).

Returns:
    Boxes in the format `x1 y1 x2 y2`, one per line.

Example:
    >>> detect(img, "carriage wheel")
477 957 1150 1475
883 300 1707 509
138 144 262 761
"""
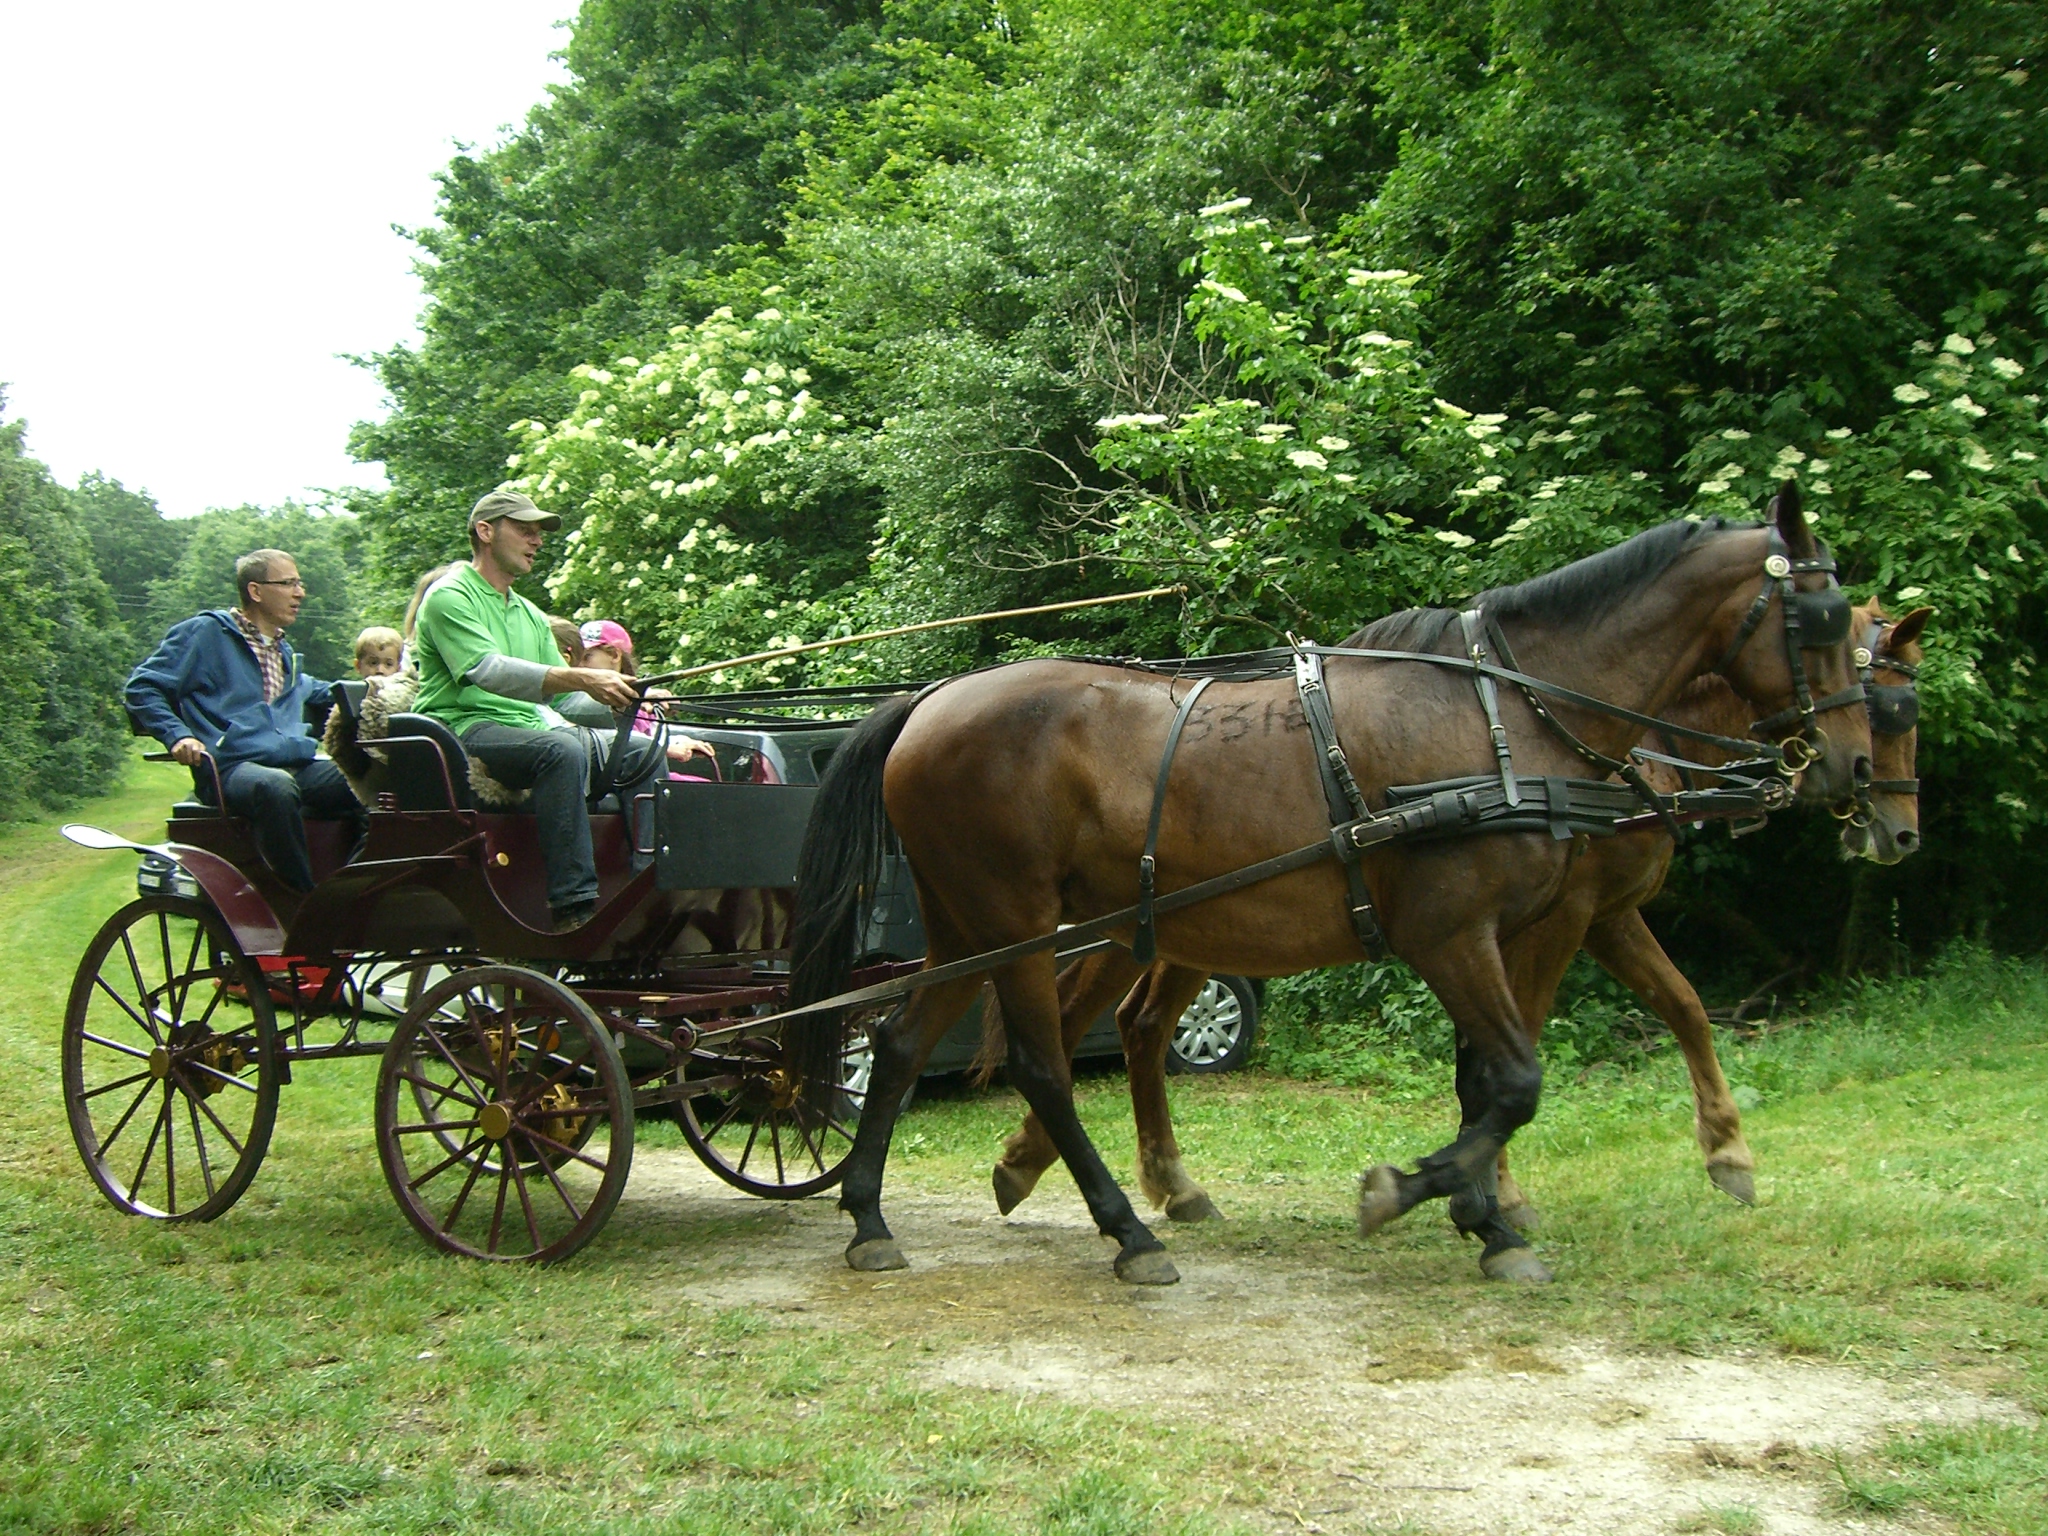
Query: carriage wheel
398 962 596 1179
375 965 632 1262
675 1005 882 1199
62 895 280 1221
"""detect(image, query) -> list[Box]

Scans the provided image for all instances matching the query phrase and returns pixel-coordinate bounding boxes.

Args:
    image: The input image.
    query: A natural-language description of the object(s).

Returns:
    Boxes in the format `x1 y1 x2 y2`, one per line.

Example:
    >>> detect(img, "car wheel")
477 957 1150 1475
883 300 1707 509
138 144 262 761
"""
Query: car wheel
1166 975 1259 1074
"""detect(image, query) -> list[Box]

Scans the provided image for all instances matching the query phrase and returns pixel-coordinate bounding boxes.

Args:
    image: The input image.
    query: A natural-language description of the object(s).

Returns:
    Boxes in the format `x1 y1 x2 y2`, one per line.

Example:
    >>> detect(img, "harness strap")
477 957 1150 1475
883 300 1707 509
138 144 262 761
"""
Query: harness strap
1460 609 1520 808
1131 677 1214 966
1294 646 1387 958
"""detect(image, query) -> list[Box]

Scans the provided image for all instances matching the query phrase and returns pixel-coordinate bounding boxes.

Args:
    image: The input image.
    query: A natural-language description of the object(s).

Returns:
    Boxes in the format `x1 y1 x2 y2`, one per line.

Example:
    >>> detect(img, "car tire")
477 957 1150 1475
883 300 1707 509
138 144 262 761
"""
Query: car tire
1166 975 1259 1074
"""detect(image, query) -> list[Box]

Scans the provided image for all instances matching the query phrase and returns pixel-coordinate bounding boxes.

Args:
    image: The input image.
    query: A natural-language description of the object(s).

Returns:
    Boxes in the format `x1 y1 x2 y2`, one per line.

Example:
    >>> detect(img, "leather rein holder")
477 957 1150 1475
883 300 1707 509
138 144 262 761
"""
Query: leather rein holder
1132 676 1214 965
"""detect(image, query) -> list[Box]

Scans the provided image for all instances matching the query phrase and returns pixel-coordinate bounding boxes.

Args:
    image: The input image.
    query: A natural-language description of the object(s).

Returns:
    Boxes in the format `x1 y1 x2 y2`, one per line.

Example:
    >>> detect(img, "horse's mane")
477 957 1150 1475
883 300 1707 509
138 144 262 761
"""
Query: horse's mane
1340 516 1757 651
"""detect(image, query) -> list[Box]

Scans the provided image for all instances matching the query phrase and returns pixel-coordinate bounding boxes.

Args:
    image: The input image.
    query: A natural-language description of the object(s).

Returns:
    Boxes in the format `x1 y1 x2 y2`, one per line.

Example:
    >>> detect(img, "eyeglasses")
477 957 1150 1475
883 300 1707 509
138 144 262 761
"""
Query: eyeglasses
253 578 306 591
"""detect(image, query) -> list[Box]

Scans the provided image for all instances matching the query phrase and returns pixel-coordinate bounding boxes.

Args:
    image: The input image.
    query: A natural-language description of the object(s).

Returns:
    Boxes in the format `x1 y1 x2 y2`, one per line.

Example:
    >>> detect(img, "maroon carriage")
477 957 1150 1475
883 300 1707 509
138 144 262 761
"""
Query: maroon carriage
59 683 918 1262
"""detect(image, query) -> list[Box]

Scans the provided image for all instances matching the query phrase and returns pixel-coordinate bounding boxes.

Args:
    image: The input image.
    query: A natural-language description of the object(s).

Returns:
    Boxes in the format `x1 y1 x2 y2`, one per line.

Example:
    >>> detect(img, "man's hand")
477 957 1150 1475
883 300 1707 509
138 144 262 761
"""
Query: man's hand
170 737 207 768
540 664 639 711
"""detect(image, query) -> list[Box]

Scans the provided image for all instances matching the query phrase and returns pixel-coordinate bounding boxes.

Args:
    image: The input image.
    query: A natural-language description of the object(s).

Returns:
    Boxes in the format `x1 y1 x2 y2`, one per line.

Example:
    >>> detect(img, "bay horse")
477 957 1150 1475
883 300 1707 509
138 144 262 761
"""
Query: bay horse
787 491 1875 1285
979 600 1928 1246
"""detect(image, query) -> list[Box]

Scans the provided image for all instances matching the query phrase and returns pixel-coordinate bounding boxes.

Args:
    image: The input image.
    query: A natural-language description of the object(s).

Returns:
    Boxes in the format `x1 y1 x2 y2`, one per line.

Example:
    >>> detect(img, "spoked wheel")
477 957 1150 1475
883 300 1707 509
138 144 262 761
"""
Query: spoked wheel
62 895 280 1221
676 1005 884 1199
375 965 632 1262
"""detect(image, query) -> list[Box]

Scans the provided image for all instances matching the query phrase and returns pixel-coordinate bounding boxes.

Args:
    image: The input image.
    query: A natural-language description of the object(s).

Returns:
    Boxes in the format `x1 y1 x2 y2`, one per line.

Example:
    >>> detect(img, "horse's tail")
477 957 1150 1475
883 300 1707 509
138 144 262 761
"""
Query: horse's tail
968 982 1006 1087
786 692 923 1089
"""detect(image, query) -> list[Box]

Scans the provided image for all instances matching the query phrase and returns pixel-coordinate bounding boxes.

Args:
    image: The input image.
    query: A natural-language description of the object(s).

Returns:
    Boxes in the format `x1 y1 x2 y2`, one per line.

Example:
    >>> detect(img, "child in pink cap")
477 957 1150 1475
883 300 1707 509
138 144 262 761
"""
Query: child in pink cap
577 619 718 777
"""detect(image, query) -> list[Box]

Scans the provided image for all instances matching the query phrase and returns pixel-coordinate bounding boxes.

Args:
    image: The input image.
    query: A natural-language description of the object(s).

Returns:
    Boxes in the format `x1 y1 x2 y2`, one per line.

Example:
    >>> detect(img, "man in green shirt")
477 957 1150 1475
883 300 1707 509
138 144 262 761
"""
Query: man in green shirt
413 491 665 930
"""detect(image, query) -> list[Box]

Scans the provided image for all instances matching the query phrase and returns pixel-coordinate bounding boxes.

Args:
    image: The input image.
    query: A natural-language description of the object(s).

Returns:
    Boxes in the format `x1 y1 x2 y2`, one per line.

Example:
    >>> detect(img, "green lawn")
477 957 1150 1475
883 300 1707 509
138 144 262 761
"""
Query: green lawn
2 758 2044 1532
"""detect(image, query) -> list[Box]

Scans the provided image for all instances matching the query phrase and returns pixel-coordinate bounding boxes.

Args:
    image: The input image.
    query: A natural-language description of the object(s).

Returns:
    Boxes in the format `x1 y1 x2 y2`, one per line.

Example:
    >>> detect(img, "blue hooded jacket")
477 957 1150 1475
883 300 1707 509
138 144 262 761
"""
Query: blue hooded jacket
125 611 335 781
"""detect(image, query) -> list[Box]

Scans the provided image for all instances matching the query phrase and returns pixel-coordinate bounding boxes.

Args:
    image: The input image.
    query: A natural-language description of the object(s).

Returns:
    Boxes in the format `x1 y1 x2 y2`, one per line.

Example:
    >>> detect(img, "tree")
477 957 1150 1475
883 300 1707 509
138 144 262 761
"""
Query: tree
0 398 131 817
68 472 188 660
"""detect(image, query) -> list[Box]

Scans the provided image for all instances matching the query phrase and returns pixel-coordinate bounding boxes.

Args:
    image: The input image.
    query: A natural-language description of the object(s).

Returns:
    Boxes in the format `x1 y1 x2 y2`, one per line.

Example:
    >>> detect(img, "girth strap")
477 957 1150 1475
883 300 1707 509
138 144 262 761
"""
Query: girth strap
1294 646 1387 958
1131 677 1214 966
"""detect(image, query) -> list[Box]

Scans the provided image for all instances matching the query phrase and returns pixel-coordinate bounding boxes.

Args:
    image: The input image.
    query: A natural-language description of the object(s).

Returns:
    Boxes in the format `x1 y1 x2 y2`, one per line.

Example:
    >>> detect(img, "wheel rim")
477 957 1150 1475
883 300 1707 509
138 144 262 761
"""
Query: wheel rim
1171 980 1245 1068
62 896 278 1221
676 1009 875 1198
376 966 632 1262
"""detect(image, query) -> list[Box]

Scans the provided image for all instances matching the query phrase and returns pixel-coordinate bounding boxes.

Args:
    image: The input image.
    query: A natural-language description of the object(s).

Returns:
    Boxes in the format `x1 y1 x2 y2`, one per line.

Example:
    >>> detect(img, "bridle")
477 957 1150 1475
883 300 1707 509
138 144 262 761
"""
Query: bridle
1835 615 1921 826
1713 527 1868 774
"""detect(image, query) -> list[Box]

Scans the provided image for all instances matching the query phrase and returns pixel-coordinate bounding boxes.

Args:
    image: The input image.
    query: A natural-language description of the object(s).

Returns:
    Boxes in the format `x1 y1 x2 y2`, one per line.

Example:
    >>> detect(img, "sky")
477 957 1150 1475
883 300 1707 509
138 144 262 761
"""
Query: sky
0 2 574 518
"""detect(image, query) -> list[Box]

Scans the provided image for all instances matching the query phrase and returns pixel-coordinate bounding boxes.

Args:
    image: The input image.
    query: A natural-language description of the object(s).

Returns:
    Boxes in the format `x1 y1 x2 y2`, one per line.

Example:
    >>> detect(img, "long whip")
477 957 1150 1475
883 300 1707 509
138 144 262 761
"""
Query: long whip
635 584 1185 688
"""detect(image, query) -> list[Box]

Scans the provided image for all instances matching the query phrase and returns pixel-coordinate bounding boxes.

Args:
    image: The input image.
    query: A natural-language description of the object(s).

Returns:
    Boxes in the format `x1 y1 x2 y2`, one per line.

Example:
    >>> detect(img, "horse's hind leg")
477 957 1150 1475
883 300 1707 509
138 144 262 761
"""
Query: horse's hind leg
991 949 1144 1215
1117 965 1224 1221
1357 936 1550 1281
839 971 991 1272
1584 909 1755 1204
992 952 1178 1285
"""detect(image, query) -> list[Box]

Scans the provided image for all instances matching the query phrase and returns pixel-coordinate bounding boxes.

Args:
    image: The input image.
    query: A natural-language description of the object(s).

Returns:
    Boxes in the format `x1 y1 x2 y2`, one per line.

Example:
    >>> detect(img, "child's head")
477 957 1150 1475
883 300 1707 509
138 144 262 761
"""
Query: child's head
578 619 636 676
354 626 404 678
547 617 584 668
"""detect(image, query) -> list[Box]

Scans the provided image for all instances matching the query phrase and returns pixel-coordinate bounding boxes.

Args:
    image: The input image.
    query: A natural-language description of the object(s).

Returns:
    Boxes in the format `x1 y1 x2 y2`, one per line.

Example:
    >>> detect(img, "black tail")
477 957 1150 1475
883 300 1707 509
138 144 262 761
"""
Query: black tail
785 692 923 1088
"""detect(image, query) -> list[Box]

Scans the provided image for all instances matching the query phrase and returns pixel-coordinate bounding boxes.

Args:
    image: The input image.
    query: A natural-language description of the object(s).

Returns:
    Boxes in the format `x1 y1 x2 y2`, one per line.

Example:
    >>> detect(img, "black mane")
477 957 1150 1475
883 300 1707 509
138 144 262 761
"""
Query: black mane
1342 516 1752 650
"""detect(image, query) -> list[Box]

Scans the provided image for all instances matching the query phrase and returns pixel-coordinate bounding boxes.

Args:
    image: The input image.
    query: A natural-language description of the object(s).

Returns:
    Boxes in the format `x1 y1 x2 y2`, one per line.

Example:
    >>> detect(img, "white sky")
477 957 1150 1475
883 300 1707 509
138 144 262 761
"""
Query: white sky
0 2 574 518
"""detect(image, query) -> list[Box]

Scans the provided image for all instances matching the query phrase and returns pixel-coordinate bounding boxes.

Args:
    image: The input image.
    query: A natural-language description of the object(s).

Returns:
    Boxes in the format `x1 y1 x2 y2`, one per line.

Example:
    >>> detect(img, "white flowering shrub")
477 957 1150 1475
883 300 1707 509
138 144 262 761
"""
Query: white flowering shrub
505 302 869 682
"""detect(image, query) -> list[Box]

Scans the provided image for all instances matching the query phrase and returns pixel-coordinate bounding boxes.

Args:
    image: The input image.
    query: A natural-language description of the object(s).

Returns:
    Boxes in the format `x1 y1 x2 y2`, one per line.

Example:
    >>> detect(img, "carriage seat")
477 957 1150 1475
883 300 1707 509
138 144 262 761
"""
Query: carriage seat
379 714 626 816
382 714 476 811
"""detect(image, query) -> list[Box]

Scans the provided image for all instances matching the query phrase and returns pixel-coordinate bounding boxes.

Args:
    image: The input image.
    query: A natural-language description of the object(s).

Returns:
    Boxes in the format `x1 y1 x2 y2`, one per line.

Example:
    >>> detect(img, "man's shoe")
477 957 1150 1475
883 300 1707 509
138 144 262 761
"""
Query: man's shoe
551 901 597 933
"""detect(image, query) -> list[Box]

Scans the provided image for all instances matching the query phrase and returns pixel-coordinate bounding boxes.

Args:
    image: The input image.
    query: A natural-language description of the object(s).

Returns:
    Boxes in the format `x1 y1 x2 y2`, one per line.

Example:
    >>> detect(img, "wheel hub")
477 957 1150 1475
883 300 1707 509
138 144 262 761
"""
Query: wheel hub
148 1046 171 1080
536 1082 585 1149
479 1101 515 1141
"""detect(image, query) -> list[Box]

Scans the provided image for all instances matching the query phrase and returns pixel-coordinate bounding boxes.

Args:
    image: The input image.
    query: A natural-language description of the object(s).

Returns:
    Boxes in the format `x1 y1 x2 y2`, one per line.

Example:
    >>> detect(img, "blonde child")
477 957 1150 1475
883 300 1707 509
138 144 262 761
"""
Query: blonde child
577 618 717 773
353 626 404 679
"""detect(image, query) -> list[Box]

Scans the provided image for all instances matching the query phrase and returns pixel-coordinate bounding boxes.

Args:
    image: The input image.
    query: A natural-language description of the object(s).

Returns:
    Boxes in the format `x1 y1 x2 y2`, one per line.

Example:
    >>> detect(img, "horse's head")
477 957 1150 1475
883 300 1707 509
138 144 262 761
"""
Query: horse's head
1838 602 1931 864
1713 481 1875 809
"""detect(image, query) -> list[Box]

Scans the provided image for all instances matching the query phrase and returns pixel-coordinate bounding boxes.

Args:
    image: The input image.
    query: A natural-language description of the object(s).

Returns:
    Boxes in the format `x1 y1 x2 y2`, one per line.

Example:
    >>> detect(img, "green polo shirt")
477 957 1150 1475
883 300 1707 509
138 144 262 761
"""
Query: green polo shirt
413 564 557 734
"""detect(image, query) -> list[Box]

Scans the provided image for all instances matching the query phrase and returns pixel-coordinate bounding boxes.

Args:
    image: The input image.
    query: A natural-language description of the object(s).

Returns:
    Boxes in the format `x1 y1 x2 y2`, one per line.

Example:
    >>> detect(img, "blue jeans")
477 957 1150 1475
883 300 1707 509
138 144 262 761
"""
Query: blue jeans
216 758 367 893
459 723 665 915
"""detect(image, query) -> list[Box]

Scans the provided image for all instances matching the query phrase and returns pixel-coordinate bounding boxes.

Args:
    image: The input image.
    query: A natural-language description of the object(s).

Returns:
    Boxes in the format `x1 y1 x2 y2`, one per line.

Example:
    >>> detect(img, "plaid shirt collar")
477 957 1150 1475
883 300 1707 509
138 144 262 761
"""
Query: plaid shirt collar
231 609 286 703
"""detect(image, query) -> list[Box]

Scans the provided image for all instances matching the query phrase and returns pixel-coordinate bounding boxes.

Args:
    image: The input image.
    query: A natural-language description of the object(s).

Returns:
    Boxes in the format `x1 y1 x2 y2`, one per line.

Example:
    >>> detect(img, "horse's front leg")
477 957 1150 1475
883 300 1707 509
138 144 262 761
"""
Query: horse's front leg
840 972 991 1271
991 948 1145 1214
992 952 1178 1285
1584 908 1755 1204
1357 933 1551 1282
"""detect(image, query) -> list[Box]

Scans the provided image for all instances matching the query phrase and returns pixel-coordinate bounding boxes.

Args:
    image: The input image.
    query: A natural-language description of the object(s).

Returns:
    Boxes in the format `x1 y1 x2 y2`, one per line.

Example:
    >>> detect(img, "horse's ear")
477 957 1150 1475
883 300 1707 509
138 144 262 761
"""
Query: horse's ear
1770 478 1816 556
1888 605 1934 652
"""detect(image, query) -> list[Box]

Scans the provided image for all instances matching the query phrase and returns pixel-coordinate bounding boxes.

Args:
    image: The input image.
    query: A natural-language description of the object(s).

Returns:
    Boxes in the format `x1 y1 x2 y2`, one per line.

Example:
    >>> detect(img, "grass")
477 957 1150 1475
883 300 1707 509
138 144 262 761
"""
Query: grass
3 756 2046 1531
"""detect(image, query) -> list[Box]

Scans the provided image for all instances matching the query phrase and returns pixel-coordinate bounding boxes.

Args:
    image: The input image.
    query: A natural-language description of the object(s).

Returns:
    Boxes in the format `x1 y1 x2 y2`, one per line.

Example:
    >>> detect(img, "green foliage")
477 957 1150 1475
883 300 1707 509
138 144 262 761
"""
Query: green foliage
0 403 130 819
352 0 2048 972
141 505 367 682
66 473 188 650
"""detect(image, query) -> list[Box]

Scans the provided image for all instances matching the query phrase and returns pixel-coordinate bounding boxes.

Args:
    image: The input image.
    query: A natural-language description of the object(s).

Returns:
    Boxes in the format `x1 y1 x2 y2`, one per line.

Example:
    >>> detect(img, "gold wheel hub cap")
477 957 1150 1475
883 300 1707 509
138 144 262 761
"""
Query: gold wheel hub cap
479 1101 515 1141
148 1046 171 1081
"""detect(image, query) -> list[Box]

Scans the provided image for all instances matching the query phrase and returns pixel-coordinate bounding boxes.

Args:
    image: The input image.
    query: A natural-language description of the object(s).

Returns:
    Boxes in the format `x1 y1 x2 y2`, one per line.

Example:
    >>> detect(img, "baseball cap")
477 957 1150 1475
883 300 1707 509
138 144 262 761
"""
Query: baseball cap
469 489 561 532
579 619 633 657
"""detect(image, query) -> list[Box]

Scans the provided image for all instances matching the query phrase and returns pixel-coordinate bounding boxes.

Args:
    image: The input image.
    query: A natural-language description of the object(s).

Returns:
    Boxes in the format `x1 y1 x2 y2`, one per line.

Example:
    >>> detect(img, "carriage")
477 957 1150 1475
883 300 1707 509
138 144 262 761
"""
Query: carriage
58 682 934 1263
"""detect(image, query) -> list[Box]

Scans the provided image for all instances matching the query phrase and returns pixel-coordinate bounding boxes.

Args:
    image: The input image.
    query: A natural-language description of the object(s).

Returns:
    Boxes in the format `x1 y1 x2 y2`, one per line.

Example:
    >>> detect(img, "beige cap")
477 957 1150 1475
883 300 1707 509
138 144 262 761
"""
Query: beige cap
469 489 561 532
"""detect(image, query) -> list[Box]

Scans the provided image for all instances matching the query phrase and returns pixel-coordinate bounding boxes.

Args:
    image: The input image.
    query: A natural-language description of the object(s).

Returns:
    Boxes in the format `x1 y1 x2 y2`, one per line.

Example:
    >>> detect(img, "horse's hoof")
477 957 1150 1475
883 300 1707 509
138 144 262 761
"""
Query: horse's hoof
1114 1246 1180 1285
1709 1164 1756 1206
1164 1190 1221 1223
1499 1199 1541 1234
992 1163 1037 1216
1480 1246 1554 1284
1357 1165 1404 1238
846 1237 909 1272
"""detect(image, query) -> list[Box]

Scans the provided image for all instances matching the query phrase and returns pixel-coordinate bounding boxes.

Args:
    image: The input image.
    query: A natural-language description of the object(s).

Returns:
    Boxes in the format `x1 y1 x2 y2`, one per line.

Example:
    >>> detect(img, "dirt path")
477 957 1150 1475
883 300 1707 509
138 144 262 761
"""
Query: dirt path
623 1149 2031 1534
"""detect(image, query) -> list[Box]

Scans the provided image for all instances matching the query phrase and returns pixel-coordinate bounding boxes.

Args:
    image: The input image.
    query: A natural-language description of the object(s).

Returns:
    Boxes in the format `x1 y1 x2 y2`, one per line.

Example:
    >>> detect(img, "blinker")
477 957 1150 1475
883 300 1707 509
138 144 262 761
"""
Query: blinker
1788 588 1851 647
1868 683 1919 737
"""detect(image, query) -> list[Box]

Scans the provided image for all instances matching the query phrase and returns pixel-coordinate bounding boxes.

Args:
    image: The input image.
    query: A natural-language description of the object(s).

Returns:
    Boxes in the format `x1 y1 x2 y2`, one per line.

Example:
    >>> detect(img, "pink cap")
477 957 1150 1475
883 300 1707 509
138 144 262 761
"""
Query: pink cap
578 619 632 656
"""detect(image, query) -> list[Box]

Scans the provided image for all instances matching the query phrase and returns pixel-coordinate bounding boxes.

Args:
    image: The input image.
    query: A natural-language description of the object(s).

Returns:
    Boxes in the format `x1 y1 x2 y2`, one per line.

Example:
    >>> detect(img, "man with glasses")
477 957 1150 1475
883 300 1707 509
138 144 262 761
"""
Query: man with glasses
126 547 367 893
